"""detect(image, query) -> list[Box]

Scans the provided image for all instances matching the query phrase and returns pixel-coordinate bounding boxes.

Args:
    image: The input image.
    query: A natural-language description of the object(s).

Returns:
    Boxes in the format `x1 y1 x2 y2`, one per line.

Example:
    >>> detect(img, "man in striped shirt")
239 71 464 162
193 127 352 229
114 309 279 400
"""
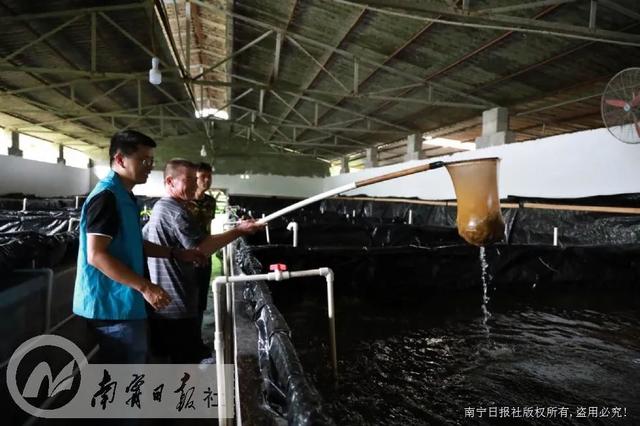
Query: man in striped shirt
142 158 262 363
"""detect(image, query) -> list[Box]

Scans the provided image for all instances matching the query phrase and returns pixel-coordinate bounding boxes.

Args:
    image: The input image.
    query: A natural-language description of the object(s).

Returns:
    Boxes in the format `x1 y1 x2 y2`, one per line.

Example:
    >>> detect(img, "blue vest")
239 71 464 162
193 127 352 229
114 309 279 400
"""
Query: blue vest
73 170 147 320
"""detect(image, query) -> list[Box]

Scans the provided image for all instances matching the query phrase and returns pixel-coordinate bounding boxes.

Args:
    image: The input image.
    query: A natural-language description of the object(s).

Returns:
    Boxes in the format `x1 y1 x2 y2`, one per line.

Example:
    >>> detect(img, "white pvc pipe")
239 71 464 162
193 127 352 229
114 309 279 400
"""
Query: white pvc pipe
75 196 80 210
213 267 338 386
262 214 270 244
553 227 558 246
222 246 228 277
222 221 237 278
67 217 80 232
408 209 413 225
22 197 27 211
212 279 228 420
258 183 356 224
287 221 298 247
321 267 337 381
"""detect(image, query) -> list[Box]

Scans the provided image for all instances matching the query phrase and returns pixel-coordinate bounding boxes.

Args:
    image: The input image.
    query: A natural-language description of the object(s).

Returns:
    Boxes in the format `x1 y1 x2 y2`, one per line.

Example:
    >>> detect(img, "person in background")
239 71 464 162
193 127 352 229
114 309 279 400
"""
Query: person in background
143 158 263 363
189 162 217 340
73 130 204 364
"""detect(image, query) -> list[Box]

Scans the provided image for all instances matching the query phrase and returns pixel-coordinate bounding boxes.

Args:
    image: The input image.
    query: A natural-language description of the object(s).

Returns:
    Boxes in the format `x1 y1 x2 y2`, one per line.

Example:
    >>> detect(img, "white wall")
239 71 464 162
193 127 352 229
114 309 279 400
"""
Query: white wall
212 174 324 198
0 155 90 196
128 170 324 198
87 127 640 201
325 128 640 200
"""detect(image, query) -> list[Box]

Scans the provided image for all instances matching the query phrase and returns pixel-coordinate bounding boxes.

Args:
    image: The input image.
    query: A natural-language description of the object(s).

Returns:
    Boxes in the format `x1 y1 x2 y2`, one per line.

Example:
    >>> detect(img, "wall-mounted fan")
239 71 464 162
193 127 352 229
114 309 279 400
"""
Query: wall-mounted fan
602 68 640 144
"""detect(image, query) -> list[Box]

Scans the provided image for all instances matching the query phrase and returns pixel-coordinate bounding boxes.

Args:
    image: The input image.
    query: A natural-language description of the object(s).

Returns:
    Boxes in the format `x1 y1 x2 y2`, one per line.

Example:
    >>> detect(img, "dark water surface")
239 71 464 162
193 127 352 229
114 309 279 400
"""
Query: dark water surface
271 283 640 425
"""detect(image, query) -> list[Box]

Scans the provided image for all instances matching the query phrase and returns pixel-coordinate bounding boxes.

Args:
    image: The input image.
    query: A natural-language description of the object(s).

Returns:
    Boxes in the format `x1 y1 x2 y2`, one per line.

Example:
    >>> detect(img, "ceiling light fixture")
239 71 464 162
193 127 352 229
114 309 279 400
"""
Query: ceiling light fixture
149 57 162 85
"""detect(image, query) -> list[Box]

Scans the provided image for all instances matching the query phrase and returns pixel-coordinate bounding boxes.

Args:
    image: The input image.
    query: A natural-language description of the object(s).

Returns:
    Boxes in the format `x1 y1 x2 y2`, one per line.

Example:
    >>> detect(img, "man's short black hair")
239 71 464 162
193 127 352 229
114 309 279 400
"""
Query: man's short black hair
197 162 213 173
109 130 157 165
164 158 197 179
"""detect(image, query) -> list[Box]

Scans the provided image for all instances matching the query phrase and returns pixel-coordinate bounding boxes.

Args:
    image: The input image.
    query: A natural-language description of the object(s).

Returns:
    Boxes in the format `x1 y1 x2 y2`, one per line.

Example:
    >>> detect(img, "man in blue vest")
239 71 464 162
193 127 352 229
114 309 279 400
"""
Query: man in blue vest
73 130 204 364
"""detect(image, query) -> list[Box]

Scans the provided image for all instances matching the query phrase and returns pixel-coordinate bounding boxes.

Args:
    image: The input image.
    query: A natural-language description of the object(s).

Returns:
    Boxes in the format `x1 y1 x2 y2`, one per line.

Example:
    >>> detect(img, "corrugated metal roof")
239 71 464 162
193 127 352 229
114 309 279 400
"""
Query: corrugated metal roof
1 0 640 171
0 0 196 160
228 0 640 162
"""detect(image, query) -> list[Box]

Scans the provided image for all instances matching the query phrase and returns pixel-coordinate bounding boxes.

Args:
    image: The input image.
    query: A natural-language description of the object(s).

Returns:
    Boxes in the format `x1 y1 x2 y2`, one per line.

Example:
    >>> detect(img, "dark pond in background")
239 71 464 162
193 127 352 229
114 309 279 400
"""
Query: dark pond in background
268 279 640 425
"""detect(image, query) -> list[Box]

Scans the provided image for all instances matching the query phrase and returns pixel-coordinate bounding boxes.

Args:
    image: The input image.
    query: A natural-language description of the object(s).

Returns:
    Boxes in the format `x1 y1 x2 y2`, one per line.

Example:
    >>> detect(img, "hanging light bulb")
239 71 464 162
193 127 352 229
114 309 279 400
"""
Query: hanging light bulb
149 57 162 85
200 144 207 157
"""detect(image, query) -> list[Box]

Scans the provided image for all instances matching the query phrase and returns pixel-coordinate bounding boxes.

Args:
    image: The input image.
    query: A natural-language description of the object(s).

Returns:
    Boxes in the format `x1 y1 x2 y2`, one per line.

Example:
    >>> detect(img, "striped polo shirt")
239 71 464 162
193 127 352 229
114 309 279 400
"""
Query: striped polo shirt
142 197 206 319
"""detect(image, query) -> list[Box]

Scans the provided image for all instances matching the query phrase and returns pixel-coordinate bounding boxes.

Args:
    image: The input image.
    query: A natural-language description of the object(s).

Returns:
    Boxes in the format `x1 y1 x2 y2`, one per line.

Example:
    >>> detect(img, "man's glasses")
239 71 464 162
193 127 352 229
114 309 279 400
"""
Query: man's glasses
139 158 154 168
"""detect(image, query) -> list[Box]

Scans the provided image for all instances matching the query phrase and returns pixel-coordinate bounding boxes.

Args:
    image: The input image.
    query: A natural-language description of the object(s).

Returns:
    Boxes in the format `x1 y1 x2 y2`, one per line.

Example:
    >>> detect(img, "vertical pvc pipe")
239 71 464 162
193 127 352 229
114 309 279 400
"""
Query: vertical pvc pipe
287 222 298 247
228 242 235 275
263 214 270 244
68 218 79 232
325 271 337 381
225 267 233 320
222 246 228 277
22 197 27 211
553 227 558 246
213 280 227 421
225 280 233 361
75 196 80 210
408 209 413 225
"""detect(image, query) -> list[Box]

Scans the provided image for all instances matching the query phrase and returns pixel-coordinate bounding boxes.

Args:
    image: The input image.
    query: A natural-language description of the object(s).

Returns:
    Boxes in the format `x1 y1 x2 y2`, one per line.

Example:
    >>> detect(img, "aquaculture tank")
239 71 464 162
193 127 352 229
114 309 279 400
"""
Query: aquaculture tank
230 194 640 425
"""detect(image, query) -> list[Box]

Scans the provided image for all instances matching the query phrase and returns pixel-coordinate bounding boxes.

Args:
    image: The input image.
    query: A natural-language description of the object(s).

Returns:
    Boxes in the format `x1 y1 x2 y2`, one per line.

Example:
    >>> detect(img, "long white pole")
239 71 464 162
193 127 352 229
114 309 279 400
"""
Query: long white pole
257 183 356 224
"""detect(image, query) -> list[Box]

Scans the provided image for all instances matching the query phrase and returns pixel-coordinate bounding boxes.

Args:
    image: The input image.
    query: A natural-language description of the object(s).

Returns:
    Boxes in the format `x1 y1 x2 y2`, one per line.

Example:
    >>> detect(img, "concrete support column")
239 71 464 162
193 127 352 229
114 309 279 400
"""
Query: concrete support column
57 144 66 165
403 133 423 161
474 107 515 149
339 156 350 174
364 147 378 168
8 131 22 157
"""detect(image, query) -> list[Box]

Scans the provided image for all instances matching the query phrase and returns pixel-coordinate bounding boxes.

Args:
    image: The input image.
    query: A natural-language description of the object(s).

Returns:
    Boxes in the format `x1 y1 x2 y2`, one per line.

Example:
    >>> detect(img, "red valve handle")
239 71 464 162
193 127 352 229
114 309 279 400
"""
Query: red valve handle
269 263 288 271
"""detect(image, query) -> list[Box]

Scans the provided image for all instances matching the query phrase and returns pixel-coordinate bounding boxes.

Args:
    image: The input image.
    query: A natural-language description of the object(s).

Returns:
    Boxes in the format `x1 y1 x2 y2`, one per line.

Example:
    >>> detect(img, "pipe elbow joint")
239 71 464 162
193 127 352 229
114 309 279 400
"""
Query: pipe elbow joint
212 277 227 287
319 267 334 281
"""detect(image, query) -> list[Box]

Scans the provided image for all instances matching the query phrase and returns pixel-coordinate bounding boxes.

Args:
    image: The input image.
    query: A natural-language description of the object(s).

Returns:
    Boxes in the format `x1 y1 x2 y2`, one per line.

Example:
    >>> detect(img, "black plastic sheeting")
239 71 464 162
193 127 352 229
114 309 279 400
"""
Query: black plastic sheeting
0 194 81 210
231 193 640 246
234 239 334 426
0 231 79 279
248 243 640 297
0 194 160 274
505 192 640 207
246 221 464 248
0 209 80 277
230 194 640 424
0 210 79 234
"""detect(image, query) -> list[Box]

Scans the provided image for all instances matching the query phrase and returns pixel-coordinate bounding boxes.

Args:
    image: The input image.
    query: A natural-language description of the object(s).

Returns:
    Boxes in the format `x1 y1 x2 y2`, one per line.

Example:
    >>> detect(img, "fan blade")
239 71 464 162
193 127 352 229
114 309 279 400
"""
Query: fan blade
605 99 628 108
631 92 640 107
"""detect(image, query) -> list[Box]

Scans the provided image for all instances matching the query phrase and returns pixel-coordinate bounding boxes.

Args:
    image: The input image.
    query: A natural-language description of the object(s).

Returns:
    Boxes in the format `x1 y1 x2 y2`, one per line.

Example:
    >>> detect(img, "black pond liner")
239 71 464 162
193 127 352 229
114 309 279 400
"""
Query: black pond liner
237 242 640 425
231 193 640 247
0 195 81 210
0 209 80 276
230 193 640 424
234 238 334 425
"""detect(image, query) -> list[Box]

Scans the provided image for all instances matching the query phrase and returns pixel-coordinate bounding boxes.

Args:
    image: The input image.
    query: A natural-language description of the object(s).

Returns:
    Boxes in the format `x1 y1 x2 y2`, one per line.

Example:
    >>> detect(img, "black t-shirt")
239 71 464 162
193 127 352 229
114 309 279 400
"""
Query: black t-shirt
85 190 138 238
